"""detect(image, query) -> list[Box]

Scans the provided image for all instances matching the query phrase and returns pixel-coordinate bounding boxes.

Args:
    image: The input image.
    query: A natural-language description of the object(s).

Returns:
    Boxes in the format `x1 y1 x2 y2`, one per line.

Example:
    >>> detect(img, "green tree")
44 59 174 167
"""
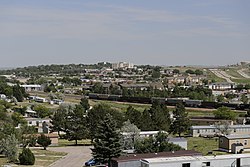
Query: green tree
65 105 88 145
87 103 125 141
19 148 35 165
125 106 142 128
37 134 52 150
12 84 25 102
50 107 68 137
170 103 190 137
0 134 19 162
33 105 51 118
11 112 26 127
150 101 171 131
91 113 122 167
135 131 183 153
213 107 237 120
151 67 161 79
80 97 90 110
120 120 140 150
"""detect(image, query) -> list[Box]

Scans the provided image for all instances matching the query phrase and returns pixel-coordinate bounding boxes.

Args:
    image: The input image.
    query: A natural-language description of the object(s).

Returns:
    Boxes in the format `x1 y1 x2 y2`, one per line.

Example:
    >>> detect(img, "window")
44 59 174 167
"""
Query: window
202 162 211 166
182 163 190 167
244 140 248 145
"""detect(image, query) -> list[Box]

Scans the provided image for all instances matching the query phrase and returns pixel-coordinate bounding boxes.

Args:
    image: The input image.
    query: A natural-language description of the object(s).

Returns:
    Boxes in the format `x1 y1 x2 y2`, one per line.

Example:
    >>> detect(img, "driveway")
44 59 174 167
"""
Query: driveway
48 146 93 167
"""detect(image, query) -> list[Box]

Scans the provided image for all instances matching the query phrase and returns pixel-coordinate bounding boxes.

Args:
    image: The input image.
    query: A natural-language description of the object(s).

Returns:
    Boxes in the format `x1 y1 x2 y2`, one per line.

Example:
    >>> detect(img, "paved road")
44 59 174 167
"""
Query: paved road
48 146 93 167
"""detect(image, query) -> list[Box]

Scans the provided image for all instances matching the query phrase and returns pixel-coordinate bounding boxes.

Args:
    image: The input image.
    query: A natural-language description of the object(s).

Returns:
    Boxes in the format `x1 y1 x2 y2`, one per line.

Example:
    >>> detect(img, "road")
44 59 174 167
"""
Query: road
237 69 250 79
48 146 93 167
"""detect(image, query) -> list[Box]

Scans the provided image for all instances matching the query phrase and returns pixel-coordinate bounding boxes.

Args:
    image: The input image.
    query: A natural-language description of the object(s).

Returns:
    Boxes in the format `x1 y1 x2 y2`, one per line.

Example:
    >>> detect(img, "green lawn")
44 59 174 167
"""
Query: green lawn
226 69 242 78
89 99 151 112
58 139 92 146
206 71 226 82
231 78 250 84
0 148 67 167
187 137 228 155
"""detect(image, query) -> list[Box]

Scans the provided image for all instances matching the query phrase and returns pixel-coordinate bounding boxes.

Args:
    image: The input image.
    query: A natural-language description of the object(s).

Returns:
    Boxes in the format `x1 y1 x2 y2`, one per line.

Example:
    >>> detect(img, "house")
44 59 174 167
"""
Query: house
25 118 51 134
111 150 202 167
219 135 250 153
140 154 250 167
190 124 250 137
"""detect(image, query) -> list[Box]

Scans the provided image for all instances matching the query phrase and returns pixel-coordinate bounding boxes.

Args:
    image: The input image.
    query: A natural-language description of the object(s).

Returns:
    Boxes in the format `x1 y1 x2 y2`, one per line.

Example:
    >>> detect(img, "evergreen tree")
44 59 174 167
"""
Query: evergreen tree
140 109 153 131
92 113 122 167
19 148 35 165
37 134 51 150
125 106 142 127
150 101 171 131
65 105 88 145
170 103 190 137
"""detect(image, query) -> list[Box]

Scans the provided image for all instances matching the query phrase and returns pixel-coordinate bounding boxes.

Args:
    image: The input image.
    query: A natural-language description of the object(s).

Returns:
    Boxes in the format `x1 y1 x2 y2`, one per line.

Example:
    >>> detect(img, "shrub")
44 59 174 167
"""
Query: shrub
37 134 51 150
19 148 35 165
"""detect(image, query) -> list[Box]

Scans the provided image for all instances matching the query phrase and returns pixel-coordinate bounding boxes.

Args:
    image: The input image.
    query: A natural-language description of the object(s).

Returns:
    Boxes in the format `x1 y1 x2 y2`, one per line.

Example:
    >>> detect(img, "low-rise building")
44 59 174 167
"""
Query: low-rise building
111 150 201 167
141 154 250 167
190 124 250 137
219 135 250 153
21 84 44 92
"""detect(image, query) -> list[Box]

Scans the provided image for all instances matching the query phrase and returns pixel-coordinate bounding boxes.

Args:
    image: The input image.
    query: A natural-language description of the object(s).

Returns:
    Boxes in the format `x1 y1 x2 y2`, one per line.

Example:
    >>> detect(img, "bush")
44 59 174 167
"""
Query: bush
37 134 51 150
19 148 35 165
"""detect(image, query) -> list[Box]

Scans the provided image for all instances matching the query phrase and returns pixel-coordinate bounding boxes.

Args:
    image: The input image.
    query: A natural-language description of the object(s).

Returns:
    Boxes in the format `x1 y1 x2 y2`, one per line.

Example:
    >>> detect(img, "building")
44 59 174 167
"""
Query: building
219 135 250 153
190 124 250 137
21 84 44 92
208 82 235 90
25 118 51 134
140 154 250 167
112 62 134 70
111 150 202 167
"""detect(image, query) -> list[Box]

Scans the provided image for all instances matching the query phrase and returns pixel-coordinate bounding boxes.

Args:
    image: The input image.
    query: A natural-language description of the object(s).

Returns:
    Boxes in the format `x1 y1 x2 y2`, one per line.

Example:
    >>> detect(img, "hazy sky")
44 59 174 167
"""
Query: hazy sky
0 0 249 67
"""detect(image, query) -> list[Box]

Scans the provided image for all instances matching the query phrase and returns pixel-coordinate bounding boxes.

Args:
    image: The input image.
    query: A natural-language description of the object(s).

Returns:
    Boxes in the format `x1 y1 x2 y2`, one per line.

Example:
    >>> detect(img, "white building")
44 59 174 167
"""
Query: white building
112 62 134 69
141 154 250 167
21 84 44 92
190 125 250 137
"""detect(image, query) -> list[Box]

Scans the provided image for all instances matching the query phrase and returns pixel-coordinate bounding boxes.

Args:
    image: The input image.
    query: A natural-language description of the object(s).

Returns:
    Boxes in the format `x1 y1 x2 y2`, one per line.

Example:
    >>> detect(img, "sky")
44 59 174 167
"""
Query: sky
0 0 249 67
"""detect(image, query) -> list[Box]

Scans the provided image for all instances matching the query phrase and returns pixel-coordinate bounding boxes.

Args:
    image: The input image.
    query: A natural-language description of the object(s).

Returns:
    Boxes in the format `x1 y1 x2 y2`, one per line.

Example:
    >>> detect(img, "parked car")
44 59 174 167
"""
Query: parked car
85 158 98 166
84 158 107 167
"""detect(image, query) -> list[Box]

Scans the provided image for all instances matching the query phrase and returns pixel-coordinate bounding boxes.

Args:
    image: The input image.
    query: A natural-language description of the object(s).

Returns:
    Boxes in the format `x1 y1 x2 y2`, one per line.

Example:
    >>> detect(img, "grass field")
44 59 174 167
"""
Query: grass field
0 148 67 167
58 139 92 146
206 71 226 82
187 137 228 156
231 78 250 84
226 69 242 78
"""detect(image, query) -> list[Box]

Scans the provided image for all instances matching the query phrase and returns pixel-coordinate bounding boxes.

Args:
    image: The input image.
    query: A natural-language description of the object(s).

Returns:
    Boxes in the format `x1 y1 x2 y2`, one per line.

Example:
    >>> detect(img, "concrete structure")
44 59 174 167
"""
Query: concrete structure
190 125 250 137
140 154 250 167
111 150 202 167
219 135 250 153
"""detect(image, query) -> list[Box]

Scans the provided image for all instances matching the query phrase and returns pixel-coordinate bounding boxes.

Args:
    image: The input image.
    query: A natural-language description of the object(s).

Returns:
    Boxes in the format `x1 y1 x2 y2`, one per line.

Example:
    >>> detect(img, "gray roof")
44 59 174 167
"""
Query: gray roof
223 134 250 139
191 125 250 130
